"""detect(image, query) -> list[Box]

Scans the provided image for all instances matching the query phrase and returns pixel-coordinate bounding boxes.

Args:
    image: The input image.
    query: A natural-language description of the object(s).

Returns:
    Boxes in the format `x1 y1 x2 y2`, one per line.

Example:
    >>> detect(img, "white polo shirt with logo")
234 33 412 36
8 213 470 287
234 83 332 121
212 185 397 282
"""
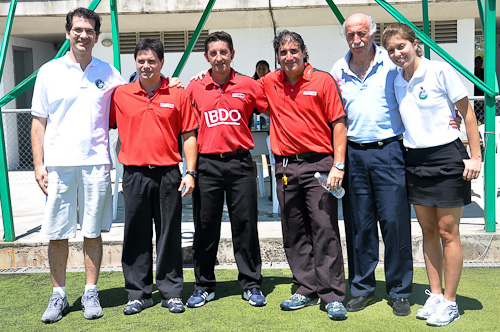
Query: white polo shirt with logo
394 58 468 149
31 54 125 166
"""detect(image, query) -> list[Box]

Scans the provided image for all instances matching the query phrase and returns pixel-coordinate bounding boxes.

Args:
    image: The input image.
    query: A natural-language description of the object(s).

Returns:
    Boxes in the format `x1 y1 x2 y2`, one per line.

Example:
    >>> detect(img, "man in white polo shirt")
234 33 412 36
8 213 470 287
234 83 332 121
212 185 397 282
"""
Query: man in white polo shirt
31 8 125 324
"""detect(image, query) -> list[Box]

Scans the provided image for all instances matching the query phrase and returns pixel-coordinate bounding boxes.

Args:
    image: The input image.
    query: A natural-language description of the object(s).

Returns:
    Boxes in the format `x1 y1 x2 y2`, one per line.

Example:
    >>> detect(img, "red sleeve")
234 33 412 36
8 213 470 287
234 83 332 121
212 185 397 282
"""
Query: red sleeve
179 89 199 134
324 75 345 123
109 90 118 128
252 79 268 113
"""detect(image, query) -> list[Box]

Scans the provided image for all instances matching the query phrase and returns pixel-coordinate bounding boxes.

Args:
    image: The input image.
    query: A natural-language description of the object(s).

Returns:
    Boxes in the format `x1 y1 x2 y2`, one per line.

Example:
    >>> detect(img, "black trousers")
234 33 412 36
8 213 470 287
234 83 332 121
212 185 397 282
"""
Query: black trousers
121 165 183 301
192 152 262 292
275 154 346 303
347 140 413 299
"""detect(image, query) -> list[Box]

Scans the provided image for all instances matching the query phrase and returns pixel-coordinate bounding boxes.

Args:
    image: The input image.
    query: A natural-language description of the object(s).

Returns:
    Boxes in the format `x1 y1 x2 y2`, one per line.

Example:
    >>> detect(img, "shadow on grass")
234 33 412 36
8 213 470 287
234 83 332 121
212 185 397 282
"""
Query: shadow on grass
69 275 294 309
368 280 483 314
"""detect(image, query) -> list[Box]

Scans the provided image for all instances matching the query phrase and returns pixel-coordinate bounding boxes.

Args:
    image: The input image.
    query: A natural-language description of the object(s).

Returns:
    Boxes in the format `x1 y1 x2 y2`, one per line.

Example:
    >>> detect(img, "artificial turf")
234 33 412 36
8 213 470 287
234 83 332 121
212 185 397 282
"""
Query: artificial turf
0 267 498 331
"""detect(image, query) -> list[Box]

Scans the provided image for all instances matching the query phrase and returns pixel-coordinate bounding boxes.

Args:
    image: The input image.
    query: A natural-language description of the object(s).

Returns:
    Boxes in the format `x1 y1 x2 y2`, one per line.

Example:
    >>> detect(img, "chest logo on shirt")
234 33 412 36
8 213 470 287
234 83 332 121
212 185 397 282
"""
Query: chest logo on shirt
419 86 428 100
232 93 245 99
303 91 317 96
160 103 175 108
95 79 105 89
205 108 241 127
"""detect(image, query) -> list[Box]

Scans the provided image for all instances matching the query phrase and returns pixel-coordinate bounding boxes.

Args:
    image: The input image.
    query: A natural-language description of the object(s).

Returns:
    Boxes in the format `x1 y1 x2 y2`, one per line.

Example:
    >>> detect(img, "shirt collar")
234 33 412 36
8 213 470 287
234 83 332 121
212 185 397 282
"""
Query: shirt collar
132 76 169 94
203 68 237 88
278 63 313 84
62 53 97 69
340 43 385 77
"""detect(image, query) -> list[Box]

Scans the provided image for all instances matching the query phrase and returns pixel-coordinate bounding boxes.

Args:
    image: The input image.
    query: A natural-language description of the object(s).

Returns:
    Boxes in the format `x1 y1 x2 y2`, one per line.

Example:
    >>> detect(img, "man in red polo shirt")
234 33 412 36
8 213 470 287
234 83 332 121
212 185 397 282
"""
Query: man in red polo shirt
185 31 268 308
259 30 348 321
109 38 198 315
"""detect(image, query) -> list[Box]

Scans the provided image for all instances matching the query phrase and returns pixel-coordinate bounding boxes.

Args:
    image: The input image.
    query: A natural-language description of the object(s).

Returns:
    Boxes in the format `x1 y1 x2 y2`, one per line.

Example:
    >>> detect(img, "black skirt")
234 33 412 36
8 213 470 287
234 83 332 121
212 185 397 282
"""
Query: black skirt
405 138 471 208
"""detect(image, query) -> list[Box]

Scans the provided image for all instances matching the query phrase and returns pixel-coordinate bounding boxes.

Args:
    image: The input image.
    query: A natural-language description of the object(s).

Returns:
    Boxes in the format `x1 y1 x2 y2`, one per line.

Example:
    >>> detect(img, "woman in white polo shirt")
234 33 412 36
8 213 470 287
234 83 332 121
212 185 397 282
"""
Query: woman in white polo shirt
381 23 481 327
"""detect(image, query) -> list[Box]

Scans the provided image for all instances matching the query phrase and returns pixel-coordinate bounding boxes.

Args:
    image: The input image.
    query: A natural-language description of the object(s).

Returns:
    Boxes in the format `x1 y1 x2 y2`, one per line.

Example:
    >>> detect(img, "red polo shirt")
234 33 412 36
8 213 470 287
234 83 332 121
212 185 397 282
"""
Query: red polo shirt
186 69 268 154
109 77 198 166
260 63 345 156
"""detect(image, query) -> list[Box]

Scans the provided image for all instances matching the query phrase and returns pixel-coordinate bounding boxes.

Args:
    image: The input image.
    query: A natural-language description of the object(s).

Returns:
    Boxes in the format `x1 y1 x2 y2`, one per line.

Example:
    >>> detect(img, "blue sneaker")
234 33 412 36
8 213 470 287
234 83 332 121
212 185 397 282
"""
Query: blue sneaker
280 293 321 310
161 298 185 313
326 301 348 321
186 290 215 308
243 288 267 307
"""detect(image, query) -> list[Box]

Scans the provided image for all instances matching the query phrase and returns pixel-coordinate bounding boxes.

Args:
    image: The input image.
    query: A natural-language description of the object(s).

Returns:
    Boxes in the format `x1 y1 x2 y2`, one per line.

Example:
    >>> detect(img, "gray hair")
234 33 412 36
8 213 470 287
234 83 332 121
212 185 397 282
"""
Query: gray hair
341 14 377 39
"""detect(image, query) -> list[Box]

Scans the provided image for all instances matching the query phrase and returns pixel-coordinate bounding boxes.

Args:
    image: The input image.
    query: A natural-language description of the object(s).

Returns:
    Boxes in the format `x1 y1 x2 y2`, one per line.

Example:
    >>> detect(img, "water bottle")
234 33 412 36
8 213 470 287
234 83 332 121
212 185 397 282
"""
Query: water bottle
255 115 261 130
314 172 345 199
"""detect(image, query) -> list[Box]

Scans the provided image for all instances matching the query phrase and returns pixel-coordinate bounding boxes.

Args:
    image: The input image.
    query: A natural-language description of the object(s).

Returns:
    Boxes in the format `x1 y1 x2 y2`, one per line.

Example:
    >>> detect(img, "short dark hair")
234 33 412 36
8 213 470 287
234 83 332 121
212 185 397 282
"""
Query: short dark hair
134 38 164 61
204 31 234 53
273 30 308 62
66 8 101 35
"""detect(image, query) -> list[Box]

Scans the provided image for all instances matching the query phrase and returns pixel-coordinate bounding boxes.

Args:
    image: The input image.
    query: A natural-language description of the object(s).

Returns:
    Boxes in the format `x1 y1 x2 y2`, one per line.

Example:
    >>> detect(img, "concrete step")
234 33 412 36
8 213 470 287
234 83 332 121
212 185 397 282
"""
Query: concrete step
1 219 499 269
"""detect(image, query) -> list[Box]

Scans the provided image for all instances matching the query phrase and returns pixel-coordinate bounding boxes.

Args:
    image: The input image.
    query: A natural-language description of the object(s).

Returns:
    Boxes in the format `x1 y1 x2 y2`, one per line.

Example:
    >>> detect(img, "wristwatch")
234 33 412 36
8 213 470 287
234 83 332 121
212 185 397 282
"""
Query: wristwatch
333 162 345 171
186 171 198 178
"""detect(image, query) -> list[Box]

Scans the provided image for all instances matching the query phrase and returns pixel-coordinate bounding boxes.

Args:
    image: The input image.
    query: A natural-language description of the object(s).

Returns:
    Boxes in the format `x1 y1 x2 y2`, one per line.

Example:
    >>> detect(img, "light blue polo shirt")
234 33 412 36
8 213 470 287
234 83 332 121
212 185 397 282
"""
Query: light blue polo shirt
331 44 404 143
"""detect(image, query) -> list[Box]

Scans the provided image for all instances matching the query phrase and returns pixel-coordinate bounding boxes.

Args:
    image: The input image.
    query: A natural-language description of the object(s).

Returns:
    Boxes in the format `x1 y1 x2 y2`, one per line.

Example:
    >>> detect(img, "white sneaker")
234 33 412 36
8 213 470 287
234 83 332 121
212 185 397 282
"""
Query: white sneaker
426 300 460 327
416 289 444 320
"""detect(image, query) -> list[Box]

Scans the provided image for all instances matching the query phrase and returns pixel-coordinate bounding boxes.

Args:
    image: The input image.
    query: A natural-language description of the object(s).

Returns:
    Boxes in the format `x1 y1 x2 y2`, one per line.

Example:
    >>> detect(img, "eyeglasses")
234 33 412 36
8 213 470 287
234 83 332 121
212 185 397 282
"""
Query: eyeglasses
71 28 96 36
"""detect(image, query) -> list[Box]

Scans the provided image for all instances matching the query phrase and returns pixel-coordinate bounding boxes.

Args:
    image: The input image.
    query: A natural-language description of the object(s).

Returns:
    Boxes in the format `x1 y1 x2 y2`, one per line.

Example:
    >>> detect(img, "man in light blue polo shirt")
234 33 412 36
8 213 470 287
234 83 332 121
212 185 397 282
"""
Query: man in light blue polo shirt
331 13 413 317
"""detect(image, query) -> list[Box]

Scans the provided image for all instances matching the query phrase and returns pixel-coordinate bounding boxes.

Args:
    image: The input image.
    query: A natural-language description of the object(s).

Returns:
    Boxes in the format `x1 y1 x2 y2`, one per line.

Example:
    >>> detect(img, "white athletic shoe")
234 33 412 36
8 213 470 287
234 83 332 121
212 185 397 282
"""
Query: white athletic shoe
416 289 444 320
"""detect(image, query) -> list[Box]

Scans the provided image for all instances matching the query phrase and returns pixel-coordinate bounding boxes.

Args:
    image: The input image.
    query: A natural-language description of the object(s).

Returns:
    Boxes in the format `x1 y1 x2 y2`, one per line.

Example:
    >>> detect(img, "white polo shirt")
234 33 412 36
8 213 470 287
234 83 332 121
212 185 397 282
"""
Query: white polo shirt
31 54 125 166
394 58 468 149
331 44 404 143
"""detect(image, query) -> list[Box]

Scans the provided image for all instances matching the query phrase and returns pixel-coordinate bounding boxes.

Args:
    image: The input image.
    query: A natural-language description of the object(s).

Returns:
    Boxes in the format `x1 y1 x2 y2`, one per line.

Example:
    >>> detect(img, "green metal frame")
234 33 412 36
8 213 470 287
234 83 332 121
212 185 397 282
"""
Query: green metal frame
0 0 18 241
110 0 121 71
482 0 496 232
0 0 498 240
374 0 498 232
173 0 217 77
421 0 430 59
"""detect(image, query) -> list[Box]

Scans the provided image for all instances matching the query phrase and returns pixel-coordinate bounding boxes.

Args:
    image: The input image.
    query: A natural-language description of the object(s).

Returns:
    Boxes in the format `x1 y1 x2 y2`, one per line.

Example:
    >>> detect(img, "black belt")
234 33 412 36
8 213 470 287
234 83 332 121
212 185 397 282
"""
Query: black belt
275 152 330 162
200 149 249 159
349 134 403 147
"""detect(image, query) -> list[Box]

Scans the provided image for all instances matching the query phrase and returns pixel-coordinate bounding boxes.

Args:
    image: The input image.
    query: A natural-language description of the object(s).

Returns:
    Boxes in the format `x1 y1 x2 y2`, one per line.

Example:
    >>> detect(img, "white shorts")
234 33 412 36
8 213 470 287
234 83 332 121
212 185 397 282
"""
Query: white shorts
42 165 112 240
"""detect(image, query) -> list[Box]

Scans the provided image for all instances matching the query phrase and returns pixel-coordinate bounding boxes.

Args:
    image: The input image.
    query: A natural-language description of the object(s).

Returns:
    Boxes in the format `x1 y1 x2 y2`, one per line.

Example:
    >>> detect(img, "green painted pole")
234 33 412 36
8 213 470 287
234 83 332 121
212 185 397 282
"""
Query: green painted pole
173 0 217 77
483 0 496 232
110 0 121 72
375 0 498 97
0 0 102 109
0 0 103 241
325 0 345 24
0 0 18 241
476 0 485 33
421 0 430 59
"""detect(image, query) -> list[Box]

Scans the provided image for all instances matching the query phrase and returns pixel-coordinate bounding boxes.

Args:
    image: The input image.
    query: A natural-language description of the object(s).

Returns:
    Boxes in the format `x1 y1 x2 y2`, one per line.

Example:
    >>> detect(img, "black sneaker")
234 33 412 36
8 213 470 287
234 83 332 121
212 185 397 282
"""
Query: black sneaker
123 298 154 315
391 298 411 316
161 298 185 313
346 295 375 312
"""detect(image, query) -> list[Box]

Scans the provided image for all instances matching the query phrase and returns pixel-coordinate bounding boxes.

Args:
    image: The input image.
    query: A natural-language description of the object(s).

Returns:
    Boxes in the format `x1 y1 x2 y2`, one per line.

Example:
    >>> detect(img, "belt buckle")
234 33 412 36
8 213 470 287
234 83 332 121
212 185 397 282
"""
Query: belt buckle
148 165 156 169
220 153 225 158
294 154 300 160
378 141 383 146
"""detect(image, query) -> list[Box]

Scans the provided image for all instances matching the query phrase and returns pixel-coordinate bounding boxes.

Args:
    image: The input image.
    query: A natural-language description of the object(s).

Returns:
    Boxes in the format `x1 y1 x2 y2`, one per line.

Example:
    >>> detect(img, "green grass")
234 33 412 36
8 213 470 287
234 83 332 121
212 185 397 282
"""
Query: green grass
0 267 499 331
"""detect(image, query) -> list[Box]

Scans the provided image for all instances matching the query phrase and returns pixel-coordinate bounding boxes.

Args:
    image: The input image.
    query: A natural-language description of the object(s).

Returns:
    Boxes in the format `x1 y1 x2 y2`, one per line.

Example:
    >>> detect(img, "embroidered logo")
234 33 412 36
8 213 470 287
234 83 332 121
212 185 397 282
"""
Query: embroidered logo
419 86 428 100
160 103 175 108
232 93 245 98
95 79 105 89
303 91 317 96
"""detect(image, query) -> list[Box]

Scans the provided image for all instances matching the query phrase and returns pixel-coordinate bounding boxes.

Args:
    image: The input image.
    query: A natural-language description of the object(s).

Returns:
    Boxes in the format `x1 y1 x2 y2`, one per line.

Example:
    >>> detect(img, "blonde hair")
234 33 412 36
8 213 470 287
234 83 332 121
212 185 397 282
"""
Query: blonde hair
381 23 423 57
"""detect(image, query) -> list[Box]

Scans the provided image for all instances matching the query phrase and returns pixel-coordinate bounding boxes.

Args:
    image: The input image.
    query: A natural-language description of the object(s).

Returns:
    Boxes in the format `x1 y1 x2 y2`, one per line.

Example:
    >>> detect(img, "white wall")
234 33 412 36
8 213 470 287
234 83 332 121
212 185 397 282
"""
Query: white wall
1 36 55 170
92 21 475 89
429 19 475 95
